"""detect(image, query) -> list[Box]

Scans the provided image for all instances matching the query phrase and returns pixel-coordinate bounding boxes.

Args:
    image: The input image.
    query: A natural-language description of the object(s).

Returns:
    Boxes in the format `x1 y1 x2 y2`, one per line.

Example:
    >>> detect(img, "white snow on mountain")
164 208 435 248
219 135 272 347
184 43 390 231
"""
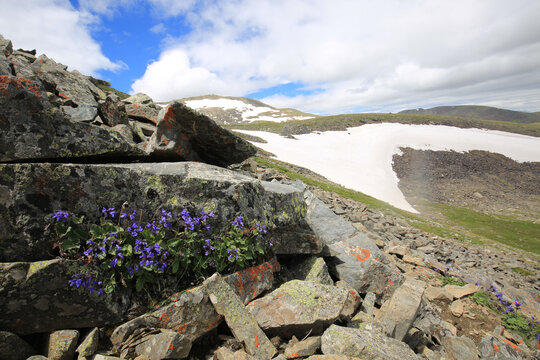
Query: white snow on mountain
238 124 540 213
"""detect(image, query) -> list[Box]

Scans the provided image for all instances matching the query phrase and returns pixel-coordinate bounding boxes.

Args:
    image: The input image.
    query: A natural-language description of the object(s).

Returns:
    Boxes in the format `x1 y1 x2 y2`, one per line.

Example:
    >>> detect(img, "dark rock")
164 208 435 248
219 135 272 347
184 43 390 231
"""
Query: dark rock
0 74 143 163
320 325 419 359
0 330 36 360
247 280 360 338
0 260 128 335
204 273 277 359
98 93 128 126
144 101 256 166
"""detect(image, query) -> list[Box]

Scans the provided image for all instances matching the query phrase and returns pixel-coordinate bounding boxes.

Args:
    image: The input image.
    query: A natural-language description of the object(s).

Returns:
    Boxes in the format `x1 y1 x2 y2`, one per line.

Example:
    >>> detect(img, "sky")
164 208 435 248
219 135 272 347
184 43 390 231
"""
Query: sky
1 0 539 115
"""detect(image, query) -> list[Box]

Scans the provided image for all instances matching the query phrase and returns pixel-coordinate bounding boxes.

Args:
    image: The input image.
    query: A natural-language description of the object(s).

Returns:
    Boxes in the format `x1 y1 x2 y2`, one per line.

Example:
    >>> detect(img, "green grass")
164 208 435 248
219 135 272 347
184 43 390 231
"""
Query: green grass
471 290 494 309
229 112 540 137
441 275 467 287
511 267 534 276
432 203 540 254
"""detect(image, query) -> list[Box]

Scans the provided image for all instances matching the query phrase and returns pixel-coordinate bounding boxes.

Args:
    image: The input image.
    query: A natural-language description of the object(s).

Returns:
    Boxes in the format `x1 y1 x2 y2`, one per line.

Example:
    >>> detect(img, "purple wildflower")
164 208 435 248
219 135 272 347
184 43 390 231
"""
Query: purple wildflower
53 211 69 222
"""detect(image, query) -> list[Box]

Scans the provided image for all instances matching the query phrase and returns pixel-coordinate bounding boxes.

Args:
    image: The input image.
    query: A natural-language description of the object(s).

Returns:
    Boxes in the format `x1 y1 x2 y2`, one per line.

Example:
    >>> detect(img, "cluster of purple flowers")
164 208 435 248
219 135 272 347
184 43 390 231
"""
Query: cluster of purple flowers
135 239 168 271
203 239 215 256
488 284 520 314
180 209 213 232
227 248 239 261
232 215 244 229
69 273 103 296
255 222 267 234
53 211 69 222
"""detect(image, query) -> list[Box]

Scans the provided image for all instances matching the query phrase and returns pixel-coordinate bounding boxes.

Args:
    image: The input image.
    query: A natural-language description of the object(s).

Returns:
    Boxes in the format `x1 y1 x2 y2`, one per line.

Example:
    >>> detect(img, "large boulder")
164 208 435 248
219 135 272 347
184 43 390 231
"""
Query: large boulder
246 280 360 337
0 162 321 262
0 259 129 335
144 101 257 166
293 182 403 304
0 74 143 162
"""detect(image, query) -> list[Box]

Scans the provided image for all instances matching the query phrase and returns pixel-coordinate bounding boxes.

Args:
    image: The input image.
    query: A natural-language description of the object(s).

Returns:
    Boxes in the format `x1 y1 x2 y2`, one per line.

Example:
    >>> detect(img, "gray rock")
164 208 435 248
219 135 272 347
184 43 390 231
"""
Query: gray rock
294 182 403 304
320 325 419 360
144 101 256 166
0 331 36 360
126 103 160 124
47 329 80 360
442 336 479 360
204 273 276 359
61 104 97 122
283 256 333 286
0 53 11 75
0 34 13 55
247 280 360 338
135 331 192 360
111 124 136 144
0 162 318 262
375 278 426 341
360 292 377 316
477 335 524 359
0 74 143 163
284 336 321 359
0 260 128 335
76 327 99 359
124 93 154 105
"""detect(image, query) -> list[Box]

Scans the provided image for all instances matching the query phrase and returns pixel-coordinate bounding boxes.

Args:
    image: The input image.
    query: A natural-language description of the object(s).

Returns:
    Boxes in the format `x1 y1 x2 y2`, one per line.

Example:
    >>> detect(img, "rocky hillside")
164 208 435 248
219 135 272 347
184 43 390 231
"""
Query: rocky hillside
399 105 540 124
173 95 316 125
0 33 539 360
392 148 540 221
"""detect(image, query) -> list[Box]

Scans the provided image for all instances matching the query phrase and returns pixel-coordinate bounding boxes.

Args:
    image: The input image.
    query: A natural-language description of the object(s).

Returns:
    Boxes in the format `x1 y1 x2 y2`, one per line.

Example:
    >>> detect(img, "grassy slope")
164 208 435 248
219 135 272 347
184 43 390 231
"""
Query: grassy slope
228 112 540 137
254 156 540 256
399 105 540 124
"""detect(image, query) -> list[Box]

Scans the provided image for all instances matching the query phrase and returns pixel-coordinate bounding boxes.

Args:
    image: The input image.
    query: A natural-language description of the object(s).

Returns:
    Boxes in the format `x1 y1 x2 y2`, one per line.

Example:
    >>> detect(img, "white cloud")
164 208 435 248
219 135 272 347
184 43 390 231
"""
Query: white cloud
132 0 540 113
150 23 166 34
0 0 122 75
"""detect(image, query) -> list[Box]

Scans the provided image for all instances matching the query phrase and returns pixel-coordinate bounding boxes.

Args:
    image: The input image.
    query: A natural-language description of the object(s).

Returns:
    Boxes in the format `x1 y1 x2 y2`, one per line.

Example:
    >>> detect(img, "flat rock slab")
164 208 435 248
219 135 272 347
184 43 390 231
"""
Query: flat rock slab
284 336 321 359
0 162 318 262
444 284 480 299
375 278 426 341
321 325 419 360
48 329 79 360
442 336 479 360
204 273 276 359
0 260 128 335
247 280 360 338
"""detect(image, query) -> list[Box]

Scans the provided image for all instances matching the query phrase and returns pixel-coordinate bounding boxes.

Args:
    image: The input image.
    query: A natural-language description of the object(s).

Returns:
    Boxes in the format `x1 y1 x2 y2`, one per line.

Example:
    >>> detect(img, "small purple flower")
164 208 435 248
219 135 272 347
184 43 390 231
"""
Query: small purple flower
227 248 239 261
102 207 116 218
53 211 69 222
203 239 215 256
110 258 118 267
268 237 274 248
255 222 267 234
232 215 244 229
127 264 139 275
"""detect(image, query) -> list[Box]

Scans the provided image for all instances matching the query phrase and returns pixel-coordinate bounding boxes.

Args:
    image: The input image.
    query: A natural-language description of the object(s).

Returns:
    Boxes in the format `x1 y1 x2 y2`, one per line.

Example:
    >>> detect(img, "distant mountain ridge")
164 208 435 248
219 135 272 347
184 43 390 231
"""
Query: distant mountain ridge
399 105 540 124
167 94 316 125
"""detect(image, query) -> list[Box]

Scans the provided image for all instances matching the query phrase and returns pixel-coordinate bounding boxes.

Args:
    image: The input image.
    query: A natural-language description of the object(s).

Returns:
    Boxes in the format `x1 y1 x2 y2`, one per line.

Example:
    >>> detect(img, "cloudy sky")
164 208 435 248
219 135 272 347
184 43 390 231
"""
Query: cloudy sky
1 0 539 114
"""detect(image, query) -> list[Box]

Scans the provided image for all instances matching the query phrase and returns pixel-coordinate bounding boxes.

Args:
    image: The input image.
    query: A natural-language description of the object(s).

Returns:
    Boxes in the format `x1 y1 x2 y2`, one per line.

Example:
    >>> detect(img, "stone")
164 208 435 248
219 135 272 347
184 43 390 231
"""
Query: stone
424 286 454 302
98 93 128 126
0 162 320 262
360 292 377 316
48 329 80 360
124 93 154 105
111 124 136 144
144 101 256 166
32 54 105 105
0 53 11 75
126 103 160 124
214 347 257 360
0 330 36 360
306 356 363 360
0 34 13 55
450 299 465 317
204 273 276 359
477 335 524 359
0 74 143 163
284 336 321 359
93 355 127 360
375 278 426 341
76 327 99 359
441 336 479 360
26 357 48 360
320 325 419 360
284 256 334 286
134 330 192 360
61 104 98 122
293 182 403 304
111 259 278 352
444 283 480 299
402 253 425 266
247 280 360 337
0 260 128 335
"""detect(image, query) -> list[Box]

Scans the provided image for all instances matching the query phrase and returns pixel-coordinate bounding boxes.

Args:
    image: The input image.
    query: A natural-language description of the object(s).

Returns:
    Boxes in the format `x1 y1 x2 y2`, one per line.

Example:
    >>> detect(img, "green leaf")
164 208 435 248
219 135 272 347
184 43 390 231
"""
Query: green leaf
172 258 180 274
136 276 145 292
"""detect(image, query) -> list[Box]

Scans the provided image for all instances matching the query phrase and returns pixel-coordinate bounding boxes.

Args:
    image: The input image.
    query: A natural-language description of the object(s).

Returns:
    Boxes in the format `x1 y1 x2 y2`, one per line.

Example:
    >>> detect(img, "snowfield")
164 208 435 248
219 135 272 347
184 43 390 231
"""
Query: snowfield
238 123 540 213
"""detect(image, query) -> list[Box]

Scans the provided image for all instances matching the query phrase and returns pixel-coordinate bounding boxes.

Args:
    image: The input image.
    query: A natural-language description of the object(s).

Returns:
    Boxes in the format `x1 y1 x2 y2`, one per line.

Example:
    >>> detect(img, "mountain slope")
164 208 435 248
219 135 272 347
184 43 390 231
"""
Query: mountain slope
399 105 540 124
167 95 316 125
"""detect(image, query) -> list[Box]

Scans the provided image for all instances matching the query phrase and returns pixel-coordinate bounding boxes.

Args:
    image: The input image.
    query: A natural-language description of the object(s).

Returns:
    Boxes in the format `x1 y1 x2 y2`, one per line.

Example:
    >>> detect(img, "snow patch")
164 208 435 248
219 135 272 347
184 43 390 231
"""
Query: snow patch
238 123 540 213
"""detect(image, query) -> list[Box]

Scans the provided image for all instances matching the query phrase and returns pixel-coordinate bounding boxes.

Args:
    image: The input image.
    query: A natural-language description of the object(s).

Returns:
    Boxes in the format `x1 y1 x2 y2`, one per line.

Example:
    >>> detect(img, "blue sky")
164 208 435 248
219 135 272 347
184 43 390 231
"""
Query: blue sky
1 0 540 114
